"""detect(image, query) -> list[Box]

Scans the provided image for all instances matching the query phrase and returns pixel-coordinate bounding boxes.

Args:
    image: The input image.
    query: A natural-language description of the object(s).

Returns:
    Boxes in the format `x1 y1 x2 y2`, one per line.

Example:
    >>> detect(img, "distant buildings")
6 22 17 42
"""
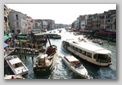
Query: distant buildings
71 9 116 41
71 10 116 32
34 19 55 33
55 24 70 29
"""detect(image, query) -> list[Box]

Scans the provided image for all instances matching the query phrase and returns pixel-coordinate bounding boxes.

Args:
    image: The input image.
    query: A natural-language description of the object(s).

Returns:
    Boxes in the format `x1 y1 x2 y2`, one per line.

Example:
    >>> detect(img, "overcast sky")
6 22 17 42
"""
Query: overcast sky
6 4 116 24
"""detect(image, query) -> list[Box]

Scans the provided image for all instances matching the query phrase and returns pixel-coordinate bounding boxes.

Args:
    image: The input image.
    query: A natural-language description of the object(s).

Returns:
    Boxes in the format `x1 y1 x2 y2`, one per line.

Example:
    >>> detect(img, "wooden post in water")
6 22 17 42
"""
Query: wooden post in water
32 56 34 64
47 35 51 46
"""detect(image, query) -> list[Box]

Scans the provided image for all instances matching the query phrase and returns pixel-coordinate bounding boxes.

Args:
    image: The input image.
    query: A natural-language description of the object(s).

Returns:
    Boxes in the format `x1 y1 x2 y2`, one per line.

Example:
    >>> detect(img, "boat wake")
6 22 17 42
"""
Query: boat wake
97 67 116 79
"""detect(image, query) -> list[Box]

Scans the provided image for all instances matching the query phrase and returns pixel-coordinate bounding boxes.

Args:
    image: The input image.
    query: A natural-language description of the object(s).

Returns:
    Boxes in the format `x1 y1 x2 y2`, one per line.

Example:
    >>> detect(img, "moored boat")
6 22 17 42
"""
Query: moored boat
62 39 112 67
35 33 61 39
4 75 25 79
62 55 90 79
5 55 28 75
58 30 62 33
46 33 61 39
33 45 57 76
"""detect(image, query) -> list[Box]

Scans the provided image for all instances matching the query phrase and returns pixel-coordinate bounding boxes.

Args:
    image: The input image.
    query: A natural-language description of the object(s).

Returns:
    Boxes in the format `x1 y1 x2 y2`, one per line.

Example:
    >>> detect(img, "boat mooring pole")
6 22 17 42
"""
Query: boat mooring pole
32 56 34 64
47 35 52 46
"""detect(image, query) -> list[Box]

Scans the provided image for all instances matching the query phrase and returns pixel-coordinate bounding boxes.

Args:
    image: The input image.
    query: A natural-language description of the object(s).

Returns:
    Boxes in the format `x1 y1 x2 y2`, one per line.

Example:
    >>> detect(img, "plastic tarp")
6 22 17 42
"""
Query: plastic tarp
4 43 8 48
4 34 11 41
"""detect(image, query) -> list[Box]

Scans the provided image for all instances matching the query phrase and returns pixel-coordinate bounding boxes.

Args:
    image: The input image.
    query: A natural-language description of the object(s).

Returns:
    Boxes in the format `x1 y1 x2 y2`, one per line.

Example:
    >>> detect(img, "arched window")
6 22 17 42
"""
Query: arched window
4 17 7 22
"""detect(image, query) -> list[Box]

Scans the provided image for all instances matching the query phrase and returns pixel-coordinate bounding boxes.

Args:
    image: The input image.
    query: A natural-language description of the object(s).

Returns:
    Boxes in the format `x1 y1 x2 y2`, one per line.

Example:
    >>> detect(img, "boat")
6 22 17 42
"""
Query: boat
62 55 90 79
4 75 25 79
46 33 61 39
33 45 57 75
5 55 28 75
35 33 61 39
92 39 103 45
58 30 62 33
62 39 112 67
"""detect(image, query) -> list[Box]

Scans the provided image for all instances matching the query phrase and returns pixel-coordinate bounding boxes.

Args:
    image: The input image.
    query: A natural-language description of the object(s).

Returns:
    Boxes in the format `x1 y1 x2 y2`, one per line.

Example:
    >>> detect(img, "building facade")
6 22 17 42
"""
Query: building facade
4 5 11 34
34 19 55 32
8 10 34 34
78 15 88 31
72 10 116 32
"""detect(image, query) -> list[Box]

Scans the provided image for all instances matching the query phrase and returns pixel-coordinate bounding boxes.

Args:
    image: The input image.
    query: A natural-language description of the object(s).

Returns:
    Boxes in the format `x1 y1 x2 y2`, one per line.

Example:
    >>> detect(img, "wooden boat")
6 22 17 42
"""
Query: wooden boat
5 55 28 75
62 55 90 79
4 75 25 79
33 45 57 75
62 39 112 67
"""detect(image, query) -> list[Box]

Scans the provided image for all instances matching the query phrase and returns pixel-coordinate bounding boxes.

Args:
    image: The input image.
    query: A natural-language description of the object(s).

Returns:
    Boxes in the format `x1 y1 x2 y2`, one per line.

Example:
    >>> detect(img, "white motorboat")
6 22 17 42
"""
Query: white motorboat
62 55 90 79
5 55 28 75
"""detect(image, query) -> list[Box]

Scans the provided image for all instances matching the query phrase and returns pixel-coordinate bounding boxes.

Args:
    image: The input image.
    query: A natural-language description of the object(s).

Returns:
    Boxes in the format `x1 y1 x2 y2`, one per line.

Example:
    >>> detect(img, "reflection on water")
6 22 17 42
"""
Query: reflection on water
5 28 117 79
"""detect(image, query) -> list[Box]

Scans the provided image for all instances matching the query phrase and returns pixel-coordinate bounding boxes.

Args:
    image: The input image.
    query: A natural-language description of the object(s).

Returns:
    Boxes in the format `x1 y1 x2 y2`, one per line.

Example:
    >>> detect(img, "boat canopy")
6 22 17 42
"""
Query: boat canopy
38 53 48 59
4 43 8 48
67 40 111 54
4 34 11 41
9 58 21 65
65 56 79 62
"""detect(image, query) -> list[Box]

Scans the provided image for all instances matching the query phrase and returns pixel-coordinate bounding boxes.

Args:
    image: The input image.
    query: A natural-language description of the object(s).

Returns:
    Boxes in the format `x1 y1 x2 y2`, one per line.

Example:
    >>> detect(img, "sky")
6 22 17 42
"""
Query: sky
6 4 116 24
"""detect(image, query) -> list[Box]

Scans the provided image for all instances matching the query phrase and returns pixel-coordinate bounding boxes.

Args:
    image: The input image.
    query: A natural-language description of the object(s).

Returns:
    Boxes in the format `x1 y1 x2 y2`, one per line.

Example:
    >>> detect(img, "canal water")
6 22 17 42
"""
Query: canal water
8 28 117 79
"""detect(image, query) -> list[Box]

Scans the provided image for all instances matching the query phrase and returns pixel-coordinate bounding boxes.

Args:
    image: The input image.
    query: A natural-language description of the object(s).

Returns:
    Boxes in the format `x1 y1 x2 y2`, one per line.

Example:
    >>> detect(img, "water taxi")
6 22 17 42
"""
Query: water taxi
5 55 28 75
62 39 112 67
62 55 90 79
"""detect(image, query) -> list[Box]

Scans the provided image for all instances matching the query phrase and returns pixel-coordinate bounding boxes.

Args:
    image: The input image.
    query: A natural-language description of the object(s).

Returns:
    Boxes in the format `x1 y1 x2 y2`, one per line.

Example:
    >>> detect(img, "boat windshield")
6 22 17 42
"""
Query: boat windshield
13 63 23 68
94 54 111 63
71 61 81 68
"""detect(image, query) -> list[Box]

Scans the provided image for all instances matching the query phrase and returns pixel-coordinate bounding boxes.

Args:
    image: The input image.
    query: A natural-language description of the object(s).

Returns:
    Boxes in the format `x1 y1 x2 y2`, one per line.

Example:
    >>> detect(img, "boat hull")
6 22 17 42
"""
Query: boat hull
33 54 54 76
33 65 52 76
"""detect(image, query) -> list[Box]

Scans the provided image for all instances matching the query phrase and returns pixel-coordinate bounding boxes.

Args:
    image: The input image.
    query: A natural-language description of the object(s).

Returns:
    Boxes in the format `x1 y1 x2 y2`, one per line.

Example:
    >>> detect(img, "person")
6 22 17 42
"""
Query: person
11 76 15 79
4 43 9 56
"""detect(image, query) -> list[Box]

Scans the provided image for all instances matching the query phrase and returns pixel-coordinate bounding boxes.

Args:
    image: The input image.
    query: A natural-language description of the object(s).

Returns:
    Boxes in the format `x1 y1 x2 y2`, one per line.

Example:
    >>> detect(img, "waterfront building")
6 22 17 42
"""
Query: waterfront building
72 10 116 32
104 10 116 32
26 16 34 34
8 10 34 34
71 9 116 41
55 24 69 29
4 5 11 34
78 15 88 31
34 19 55 32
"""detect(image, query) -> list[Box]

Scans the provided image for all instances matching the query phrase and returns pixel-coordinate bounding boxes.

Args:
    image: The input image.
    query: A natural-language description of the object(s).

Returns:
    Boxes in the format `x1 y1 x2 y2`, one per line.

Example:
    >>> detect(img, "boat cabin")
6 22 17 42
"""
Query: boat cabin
64 56 81 68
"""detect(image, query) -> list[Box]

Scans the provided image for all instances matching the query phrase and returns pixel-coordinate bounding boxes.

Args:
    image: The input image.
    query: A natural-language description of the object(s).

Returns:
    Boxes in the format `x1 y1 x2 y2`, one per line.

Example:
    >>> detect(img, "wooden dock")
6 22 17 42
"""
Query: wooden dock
8 47 46 55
